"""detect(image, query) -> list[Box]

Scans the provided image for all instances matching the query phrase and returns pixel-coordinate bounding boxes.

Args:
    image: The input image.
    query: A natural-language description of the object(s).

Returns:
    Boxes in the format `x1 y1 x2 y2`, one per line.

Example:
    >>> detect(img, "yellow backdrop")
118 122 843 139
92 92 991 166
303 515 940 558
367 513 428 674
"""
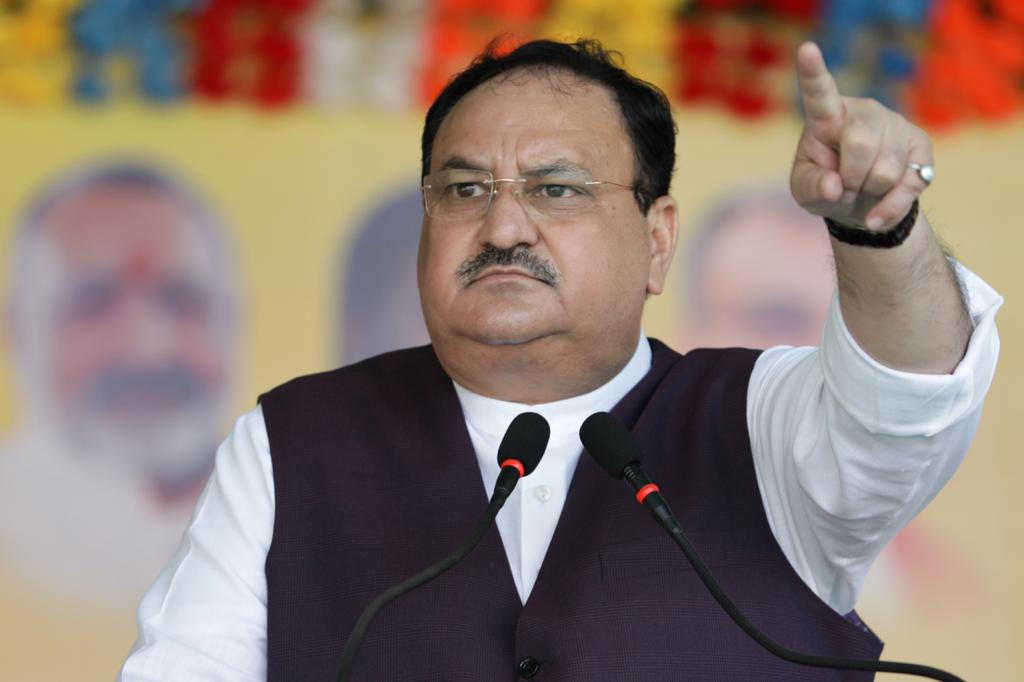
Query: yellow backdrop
0 103 1020 680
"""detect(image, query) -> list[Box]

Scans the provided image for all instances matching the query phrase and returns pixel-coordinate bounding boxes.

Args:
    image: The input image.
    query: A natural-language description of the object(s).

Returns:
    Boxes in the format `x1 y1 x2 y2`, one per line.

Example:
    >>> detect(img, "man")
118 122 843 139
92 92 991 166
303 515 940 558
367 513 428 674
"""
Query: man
0 161 240 606
121 39 1001 680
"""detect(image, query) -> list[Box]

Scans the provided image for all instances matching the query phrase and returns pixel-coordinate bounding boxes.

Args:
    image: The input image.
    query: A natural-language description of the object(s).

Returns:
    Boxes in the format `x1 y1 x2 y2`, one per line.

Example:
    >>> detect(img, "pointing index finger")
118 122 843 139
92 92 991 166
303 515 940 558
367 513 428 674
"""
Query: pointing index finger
797 42 843 125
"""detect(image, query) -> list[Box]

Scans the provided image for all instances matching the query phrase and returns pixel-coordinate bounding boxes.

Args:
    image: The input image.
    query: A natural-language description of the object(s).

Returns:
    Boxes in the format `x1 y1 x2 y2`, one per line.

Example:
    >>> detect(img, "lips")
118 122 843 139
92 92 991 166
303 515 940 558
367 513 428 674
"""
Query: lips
471 267 538 284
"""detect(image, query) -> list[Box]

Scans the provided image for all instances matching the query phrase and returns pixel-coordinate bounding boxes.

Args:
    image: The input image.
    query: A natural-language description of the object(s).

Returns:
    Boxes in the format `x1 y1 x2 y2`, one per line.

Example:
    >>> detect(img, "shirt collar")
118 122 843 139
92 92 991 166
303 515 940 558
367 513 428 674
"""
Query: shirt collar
452 334 652 440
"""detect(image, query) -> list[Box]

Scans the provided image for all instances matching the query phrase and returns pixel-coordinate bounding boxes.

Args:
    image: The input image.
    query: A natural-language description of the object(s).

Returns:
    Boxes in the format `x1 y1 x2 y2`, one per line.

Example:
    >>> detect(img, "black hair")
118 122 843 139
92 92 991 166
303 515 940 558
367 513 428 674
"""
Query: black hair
421 38 677 214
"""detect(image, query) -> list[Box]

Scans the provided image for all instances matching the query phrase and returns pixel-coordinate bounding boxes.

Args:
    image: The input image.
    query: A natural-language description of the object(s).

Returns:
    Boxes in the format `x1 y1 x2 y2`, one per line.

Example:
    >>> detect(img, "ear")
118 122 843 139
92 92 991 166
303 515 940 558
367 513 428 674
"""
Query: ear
644 194 679 296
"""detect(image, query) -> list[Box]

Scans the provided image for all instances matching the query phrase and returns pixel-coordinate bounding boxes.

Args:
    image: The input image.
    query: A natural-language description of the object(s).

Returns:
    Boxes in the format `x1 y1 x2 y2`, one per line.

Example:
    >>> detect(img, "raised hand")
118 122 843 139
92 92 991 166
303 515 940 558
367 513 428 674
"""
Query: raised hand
790 42 933 232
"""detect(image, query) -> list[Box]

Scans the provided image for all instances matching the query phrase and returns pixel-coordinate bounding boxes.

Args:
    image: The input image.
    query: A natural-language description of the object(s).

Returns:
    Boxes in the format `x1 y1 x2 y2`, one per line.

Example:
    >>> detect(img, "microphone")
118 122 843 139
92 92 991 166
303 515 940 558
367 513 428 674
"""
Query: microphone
579 411 965 682
337 411 550 681
492 411 550 505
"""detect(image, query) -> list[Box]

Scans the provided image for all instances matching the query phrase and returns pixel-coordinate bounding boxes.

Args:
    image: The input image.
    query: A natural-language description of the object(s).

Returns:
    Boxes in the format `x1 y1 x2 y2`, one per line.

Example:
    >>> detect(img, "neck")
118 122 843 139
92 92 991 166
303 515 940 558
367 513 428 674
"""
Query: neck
433 331 640 404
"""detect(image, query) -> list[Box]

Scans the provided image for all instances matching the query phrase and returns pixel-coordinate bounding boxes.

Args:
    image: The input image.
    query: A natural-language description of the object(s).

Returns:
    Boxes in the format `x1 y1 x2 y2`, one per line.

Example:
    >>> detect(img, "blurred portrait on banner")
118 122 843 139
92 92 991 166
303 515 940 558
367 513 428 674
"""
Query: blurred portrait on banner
0 2 1018 678
336 186 428 365
0 160 241 608
677 186 836 352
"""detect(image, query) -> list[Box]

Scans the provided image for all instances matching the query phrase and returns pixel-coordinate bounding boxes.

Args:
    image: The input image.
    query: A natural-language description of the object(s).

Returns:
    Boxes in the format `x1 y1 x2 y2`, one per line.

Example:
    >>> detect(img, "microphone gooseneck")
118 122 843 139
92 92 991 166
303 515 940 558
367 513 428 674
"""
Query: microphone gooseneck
579 411 965 682
336 411 550 682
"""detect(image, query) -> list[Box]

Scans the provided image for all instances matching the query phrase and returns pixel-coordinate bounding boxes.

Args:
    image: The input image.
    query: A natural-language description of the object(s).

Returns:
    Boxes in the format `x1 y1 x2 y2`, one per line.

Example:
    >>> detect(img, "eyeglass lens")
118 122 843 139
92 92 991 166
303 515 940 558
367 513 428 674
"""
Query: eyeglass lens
423 169 606 220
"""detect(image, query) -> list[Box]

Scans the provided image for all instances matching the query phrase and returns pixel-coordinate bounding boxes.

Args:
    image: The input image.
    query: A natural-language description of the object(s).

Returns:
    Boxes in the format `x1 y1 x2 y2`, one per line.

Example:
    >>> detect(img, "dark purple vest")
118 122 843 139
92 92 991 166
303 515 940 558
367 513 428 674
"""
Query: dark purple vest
259 340 883 681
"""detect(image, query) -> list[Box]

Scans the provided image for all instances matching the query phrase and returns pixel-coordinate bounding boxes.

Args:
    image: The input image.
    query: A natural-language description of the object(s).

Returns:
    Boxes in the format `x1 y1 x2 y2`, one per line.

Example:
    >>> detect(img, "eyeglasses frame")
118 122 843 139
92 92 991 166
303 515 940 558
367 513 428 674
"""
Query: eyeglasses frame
420 169 635 221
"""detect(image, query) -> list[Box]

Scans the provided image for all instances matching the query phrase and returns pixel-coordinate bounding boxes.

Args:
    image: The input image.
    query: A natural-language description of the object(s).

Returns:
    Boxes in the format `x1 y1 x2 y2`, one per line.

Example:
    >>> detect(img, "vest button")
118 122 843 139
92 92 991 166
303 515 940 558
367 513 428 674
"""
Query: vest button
517 656 541 678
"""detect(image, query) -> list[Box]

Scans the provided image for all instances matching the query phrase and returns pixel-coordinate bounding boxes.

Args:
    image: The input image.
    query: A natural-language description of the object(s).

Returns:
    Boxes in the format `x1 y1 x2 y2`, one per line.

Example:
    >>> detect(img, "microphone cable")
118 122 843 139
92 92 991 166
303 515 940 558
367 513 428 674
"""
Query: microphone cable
336 411 550 682
580 411 966 682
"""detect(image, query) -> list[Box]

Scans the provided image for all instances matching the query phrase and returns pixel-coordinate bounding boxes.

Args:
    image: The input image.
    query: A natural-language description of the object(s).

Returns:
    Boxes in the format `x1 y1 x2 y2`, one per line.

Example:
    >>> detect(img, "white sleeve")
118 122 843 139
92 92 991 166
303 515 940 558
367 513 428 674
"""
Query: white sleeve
747 262 1002 615
119 406 275 682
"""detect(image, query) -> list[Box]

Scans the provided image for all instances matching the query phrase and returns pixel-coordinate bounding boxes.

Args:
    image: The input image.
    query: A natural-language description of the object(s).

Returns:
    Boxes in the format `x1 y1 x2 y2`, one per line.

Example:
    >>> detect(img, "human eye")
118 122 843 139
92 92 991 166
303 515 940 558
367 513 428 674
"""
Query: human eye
448 181 488 199
159 279 212 321
529 176 590 200
60 276 120 321
536 183 584 199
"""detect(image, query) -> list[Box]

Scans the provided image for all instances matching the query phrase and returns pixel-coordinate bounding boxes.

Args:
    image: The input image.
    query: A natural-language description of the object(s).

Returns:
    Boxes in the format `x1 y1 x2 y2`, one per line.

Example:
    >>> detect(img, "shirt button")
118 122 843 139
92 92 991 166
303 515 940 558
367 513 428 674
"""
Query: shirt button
533 485 552 503
518 656 541 678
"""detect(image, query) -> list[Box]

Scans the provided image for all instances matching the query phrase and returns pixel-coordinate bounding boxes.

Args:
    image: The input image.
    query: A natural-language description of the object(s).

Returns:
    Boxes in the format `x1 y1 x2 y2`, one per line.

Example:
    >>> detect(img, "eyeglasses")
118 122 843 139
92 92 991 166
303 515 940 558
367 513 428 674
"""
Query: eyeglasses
421 169 634 221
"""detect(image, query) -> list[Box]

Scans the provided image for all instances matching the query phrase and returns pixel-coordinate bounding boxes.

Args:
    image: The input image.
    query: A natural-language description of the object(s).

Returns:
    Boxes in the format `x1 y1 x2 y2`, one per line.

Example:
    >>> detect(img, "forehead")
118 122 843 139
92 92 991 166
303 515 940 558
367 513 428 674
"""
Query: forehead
431 69 634 176
35 182 212 274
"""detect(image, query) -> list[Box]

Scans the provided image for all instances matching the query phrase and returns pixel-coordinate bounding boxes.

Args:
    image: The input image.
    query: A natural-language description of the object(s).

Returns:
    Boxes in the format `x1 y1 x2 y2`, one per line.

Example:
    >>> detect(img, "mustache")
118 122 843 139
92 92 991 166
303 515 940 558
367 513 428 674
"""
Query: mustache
456 245 560 287
81 365 211 411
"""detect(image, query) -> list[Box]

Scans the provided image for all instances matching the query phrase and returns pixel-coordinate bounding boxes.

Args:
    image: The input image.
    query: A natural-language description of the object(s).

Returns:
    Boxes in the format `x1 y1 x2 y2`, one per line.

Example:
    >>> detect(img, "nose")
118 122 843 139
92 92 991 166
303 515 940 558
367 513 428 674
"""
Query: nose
117 288 176 365
478 180 541 250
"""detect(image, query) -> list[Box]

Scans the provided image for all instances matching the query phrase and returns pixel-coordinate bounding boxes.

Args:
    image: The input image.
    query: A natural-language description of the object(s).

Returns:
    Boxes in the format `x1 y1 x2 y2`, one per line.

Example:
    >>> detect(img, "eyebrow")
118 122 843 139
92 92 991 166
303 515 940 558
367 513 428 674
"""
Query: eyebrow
437 156 596 179
438 155 488 172
521 159 595 179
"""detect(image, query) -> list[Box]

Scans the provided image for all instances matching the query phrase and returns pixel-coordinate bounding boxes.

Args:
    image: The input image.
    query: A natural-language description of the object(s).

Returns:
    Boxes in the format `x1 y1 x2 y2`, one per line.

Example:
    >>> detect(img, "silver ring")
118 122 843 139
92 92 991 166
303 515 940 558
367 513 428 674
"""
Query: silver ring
910 162 934 185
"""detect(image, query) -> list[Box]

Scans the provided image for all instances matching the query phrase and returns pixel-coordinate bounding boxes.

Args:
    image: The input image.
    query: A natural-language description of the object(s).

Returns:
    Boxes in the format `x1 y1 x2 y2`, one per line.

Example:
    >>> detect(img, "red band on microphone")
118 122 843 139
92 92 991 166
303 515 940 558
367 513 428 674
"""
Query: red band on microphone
635 483 660 504
500 459 525 477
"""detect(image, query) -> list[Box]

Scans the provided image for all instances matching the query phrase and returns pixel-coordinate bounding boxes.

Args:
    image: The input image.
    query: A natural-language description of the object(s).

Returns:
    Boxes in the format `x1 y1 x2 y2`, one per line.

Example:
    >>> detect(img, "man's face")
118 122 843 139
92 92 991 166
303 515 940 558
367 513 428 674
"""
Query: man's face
418 71 667 362
18 182 234 486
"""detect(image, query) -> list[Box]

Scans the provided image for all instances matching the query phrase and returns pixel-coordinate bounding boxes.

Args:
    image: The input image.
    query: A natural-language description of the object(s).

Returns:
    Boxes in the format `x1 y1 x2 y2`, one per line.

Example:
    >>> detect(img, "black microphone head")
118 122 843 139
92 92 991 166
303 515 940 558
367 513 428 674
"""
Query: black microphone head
580 411 643 479
497 412 550 476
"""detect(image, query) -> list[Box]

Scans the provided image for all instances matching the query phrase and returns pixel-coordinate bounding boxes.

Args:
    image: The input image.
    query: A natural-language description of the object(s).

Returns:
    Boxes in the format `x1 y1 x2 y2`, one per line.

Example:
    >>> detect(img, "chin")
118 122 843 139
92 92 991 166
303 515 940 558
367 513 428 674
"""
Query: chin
459 318 563 347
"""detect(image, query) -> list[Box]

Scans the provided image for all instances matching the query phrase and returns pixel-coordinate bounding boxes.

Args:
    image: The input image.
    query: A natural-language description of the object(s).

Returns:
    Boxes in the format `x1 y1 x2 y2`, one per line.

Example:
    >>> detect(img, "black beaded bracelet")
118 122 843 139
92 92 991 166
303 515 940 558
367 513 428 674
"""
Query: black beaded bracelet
824 200 919 248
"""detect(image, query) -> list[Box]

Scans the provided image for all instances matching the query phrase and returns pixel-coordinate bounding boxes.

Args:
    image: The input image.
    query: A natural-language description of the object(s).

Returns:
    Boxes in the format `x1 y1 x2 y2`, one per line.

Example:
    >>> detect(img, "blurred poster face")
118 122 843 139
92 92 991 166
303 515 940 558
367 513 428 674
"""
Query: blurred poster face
0 161 239 604
679 188 835 351
34 182 231 487
336 187 428 364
